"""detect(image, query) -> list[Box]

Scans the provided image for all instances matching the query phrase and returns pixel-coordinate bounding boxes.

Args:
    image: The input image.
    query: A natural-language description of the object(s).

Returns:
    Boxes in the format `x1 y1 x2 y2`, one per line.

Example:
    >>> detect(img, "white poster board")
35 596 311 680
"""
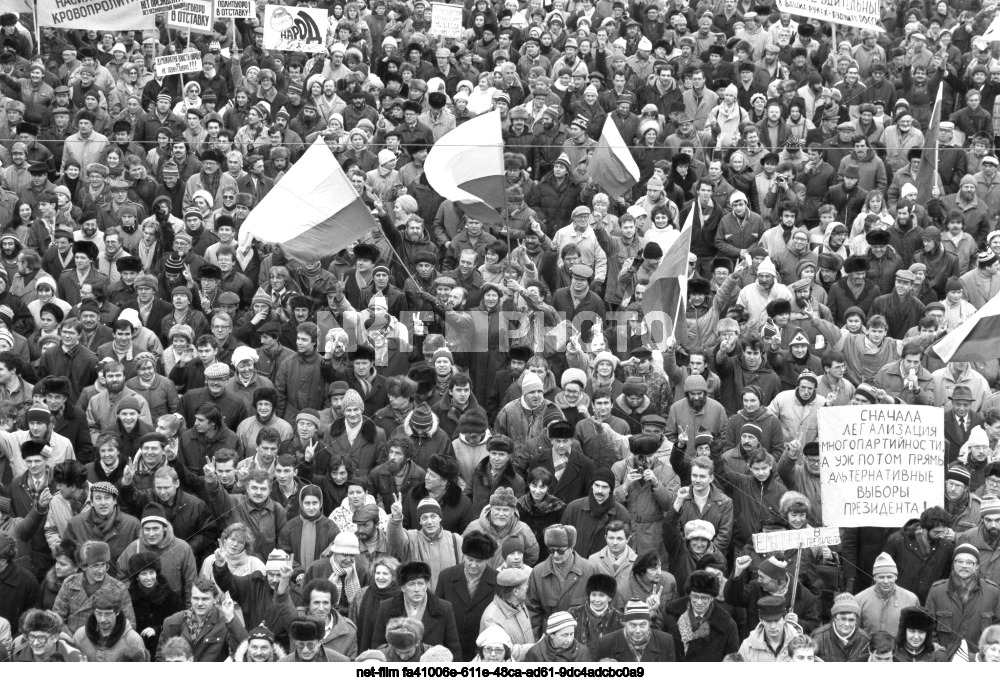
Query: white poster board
140 0 186 16
819 405 944 528
429 3 464 39
753 527 842 554
167 0 214 33
263 4 327 53
154 52 203 77
214 0 254 20
776 0 883 31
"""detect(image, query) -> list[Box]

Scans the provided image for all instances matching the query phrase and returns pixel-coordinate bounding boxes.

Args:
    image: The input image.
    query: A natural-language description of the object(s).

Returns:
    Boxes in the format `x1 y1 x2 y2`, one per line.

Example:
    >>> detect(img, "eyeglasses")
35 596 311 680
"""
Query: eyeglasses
27 633 51 644
481 646 507 655
689 593 714 603
955 559 978 567
295 640 319 650
549 547 570 555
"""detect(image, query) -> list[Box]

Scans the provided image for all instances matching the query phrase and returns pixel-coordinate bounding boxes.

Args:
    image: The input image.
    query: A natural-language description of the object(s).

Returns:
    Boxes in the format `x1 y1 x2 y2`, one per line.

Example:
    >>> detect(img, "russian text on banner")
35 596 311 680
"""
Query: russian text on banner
37 0 156 30
263 4 327 53
213 0 253 19
429 3 463 39
167 0 213 33
775 0 882 31
819 404 944 528
154 51 203 78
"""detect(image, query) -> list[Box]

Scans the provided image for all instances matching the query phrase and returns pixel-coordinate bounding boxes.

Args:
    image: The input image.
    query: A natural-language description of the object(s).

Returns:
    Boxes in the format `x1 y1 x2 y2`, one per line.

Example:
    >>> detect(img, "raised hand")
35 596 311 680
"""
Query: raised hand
219 594 236 622
390 492 403 517
214 548 227 567
304 441 316 462
203 457 217 481
37 487 53 509
122 463 135 487
734 555 752 577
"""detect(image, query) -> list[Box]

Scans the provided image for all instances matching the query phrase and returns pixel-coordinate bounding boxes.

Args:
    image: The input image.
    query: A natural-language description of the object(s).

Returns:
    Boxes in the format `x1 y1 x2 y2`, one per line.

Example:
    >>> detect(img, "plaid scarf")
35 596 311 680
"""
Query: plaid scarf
329 560 361 605
678 603 712 654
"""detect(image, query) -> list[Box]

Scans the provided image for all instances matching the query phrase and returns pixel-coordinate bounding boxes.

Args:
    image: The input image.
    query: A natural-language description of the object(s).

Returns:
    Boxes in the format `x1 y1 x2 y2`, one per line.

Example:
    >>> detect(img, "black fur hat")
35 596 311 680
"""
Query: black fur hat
462 531 497 561
586 572 618 598
686 570 720 597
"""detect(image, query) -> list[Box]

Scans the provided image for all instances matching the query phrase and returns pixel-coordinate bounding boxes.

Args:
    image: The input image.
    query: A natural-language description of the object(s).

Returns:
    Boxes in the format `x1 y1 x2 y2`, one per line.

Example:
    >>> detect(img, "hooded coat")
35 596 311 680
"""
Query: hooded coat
73 610 146 661
466 456 526 518
129 572 184 658
393 410 453 470
277 486 340 572
116 523 198 602
327 416 388 480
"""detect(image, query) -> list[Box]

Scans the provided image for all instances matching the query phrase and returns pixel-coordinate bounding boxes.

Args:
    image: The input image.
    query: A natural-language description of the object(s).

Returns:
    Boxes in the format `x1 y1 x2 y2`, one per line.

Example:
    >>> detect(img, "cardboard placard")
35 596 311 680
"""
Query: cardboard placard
214 0 254 20
37 0 156 30
154 51 203 77
775 0 883 31
140 0 186 15
262 4 327 53
752 527 842 554
819 405 944 528
429 2 464 39
167 0 214 33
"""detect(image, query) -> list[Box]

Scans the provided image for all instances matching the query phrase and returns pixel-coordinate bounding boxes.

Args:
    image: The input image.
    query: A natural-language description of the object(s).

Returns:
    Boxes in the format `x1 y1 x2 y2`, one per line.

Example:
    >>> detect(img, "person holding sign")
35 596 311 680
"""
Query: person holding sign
725 554 820 635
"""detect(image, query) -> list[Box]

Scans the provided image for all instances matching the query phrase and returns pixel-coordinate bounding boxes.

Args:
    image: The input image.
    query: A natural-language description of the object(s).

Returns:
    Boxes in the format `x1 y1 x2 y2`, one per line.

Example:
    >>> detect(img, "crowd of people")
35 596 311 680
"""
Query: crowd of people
0 0 999 665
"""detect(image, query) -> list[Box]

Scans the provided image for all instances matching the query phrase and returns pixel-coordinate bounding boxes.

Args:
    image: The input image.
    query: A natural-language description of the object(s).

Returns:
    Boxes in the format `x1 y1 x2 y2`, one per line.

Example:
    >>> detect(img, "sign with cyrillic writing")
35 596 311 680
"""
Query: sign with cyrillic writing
819 405 944 528
167 0 213 33
776 0 883 31
140 0 185 15
429 3 464 39
37 0 156 30
263 4 327 53
214 0 253 19
753 527 842 554
154 52 203 77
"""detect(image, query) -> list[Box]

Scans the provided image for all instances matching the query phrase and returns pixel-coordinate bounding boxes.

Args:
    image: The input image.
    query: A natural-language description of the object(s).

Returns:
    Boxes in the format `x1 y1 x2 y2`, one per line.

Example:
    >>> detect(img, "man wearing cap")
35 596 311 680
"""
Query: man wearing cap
116 501 197 601
561 467 630 556
728 553 820 635
868 270 926 341
737 594 801 661
372 560 462 658
593 598 675 661
957 496 1000 585
810 592 871 661
527 524 599 636
63 482 141 576
387 492 462 588
86 360 153 439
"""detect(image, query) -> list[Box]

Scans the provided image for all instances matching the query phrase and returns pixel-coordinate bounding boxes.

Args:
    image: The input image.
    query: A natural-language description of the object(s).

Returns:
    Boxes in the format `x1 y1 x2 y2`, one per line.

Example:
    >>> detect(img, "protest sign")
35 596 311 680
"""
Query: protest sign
819 404 944 528
775 0 882 31
429 3 464 39
37 0 156 30
154 52 203 77
214 0 254 19
753 527 842 554
167 0 213 33
263 4 327 53
140 0 185 15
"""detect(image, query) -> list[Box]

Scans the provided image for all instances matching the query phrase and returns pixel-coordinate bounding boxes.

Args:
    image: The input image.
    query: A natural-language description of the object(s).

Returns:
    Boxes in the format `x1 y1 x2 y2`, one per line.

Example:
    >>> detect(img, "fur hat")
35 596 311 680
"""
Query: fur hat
398 561 433 585
289 617 324 642
629 434 660 456
126 550 161 576
23 609 61 634
385 617 424 648
420 645 453 662
78 540 111 566
427 454 458 480
765 298 791 318
543 524 577 549
489 487 518 509
899 606 935 634
684 519 715 542
686 570 720 597
586 572 618 598
547 420 575 440
462 531 497 561
843 255 868 274
779 491 811 516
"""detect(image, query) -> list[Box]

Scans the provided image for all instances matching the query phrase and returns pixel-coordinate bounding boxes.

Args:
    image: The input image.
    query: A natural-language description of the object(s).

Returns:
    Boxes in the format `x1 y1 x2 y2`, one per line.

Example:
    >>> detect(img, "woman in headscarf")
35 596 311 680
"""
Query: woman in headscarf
172 80 202 117
127 550 184 658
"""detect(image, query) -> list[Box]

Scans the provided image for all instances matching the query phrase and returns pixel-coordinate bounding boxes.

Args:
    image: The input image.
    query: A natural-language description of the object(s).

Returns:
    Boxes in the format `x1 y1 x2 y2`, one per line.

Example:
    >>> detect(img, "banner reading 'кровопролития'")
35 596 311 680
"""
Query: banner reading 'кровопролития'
38 0 155 29
776 0 882 31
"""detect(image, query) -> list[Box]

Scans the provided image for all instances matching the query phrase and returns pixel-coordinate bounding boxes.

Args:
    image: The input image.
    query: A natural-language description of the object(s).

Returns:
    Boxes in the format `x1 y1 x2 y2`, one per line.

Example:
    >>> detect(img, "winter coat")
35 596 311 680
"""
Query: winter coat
561 494 632 558
392 410 453 471
674 486 735 557
495 397 566 477
116 525 198 602
713 453 788 548
527 172 581 232
480 594 534 661
462 505 540 568
118 485 215 560
401 480 474 535
926 575 1000 654
386 513 462 589
610 455 680 557
723 568 821 634
371 591 462 660
53 572 135 634
884 520 955 602
63 508 141 578
0 561 41 637
434 563 499 661
738 620 803 661
73 612 146 661
276 502 340 573
526 553 598 636
129 575 184 657
212 564 298 642
465 449 525 519
155 606 249 661
274 350 332 419
327 416 387 479
812 622 871 661
826 277 880 326
203 477 287 561
714 345 783 414
592 628 676 662
722 407 786 460
515 493 566 563
660 597 739 662
855 584 920 636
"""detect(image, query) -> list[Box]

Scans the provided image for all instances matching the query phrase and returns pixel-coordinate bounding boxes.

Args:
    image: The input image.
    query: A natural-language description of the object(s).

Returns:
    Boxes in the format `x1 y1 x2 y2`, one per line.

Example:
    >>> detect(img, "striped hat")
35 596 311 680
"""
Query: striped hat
623 599 650 622
545 611 576 635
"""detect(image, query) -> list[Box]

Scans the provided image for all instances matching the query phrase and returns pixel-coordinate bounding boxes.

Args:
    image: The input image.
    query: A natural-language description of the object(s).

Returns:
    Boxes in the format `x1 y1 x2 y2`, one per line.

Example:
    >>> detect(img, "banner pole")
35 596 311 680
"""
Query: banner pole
32 6 40 57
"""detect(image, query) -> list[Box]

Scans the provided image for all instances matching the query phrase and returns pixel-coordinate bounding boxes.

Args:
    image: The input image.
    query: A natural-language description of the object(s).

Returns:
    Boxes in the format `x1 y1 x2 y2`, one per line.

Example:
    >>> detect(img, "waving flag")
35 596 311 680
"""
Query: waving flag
642 226 692 342
424 109 505 222
932 290 1000 363
239 137 378 262
589 116 641 196
914 81 943 199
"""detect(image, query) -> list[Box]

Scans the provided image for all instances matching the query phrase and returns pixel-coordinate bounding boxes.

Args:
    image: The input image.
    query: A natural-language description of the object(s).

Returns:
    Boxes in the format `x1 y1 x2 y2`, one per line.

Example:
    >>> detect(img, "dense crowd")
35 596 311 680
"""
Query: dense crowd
1 0 1000 665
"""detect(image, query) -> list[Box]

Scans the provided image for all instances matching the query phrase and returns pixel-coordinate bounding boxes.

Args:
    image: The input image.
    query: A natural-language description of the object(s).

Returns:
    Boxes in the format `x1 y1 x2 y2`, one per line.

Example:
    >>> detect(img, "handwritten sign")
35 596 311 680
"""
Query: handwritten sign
140 0 186 15
753 527 842 554
819 405 944 528
263 4 327 53
37 0 156 29
154 52 203 77
214 0 254 19
429 2 464 40
167 0 213 33
776 0 883 31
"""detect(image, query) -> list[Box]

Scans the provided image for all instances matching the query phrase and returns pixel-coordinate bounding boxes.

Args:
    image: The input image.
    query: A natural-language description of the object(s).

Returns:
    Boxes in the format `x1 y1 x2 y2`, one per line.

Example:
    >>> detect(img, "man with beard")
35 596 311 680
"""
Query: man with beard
72 588 145 661
726 553 821 634
36 375 92 464
369 436 424 511
351 502 393 566
203 461 286 561
665 375 727 458
735 257 788 335
232 625 285 662
86 361 152 437
563 467 631 557
180 361 247 431
854 553 919 636
928 545 1000 655
594 599 675 661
